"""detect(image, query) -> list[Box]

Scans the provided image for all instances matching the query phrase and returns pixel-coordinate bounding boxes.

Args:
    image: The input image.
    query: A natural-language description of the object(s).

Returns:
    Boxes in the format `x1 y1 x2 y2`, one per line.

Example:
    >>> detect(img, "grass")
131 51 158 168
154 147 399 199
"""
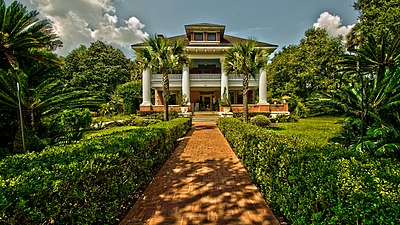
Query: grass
83 126 138 139
270 116 344 146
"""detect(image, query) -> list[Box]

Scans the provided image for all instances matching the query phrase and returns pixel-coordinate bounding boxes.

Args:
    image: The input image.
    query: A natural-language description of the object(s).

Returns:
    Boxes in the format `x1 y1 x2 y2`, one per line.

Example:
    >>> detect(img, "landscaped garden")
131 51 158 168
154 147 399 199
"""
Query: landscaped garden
1 0 399 224
219 117 400 224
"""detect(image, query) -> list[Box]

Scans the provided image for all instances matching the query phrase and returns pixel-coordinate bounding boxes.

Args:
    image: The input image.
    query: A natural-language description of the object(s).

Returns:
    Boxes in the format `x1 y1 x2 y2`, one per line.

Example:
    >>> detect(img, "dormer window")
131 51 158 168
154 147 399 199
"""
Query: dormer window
207 33 216 41
194 32 204 41
192 32 218 42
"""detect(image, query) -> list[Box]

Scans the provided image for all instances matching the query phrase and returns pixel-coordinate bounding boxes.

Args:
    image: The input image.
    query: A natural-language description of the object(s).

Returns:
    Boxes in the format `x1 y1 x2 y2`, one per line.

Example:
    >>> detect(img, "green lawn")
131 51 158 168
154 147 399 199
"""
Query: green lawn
83 126 138 139
270 116 344 146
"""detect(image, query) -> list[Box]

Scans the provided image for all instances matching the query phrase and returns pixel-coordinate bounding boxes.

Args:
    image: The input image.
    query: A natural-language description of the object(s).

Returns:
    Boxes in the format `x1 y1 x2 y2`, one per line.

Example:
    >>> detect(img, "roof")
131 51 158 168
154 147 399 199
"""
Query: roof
131 23 278 50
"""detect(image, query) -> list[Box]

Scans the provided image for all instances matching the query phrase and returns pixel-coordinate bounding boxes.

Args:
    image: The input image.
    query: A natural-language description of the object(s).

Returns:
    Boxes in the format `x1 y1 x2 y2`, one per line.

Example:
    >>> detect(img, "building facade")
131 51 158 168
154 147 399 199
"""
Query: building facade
132 23 289 114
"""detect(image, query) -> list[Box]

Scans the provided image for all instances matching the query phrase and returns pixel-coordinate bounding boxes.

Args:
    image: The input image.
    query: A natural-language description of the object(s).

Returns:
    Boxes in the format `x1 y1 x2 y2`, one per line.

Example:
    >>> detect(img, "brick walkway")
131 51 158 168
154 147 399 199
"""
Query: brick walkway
120 122 279 225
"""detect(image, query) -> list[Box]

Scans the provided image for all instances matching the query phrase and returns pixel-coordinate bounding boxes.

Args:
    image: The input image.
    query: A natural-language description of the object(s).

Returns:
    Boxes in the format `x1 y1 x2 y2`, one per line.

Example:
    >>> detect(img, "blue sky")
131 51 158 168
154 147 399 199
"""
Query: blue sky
5 0 359 58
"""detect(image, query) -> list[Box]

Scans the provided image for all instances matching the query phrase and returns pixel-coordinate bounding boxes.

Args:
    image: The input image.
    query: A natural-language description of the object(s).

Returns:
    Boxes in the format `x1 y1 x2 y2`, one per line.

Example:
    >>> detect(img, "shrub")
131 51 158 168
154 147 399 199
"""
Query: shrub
250 115 271 127
114 81 142 114
0 118 191 224
137 111 179 121
218 118 400 224
42 108 92 145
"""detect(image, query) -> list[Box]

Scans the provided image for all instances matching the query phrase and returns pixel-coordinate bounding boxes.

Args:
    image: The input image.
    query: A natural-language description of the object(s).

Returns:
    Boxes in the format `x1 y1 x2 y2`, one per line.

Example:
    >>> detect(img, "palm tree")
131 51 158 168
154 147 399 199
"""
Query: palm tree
224 40 270 122
335 33 400 157
0 65 102 153
0 0 62 70
136 36 187 121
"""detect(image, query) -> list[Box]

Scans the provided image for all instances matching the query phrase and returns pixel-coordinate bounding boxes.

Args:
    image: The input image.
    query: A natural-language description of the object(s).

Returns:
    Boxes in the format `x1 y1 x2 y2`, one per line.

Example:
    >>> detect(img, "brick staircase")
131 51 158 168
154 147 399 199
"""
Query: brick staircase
192 111 220 122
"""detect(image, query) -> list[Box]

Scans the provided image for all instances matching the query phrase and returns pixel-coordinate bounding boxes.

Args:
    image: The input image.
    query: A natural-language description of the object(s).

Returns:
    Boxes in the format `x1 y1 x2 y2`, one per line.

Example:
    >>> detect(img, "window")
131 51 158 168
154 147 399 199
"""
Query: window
194 33 203 41
207 33 216 41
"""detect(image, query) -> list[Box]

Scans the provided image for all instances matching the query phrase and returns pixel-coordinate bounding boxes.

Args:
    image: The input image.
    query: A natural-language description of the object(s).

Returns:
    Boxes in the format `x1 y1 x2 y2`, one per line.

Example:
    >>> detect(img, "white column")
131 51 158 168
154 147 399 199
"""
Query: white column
182 66 190 104
220 58 229 96
258 68 268 105
140 68 151 106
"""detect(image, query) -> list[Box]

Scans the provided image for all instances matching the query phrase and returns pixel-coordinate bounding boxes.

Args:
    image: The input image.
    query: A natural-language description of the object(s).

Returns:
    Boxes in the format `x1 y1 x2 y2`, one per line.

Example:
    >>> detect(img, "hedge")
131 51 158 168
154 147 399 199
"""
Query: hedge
218 118 400 224
0 118 191 224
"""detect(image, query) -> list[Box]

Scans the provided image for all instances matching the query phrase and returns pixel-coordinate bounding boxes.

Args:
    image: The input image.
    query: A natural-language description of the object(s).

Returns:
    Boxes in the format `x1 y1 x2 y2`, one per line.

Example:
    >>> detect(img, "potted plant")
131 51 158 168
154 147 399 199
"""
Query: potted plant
219 88 231 113
178 94 189 113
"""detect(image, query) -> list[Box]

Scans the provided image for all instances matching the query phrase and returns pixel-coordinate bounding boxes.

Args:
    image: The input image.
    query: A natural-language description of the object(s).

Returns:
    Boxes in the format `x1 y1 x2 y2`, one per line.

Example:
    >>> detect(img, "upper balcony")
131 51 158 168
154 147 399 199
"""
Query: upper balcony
150 74 259 88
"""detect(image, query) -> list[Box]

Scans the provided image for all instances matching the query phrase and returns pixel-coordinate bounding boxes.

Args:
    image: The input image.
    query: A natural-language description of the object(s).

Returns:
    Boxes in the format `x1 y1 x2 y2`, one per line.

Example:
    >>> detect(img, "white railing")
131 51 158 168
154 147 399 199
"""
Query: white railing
151 74 182 81
150 74 259 81
190 74 221 80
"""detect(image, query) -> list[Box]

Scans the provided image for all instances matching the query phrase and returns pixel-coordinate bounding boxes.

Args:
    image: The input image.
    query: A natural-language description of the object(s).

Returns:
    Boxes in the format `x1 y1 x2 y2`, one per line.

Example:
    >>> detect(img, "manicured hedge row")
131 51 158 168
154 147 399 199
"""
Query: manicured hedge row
0 118 191 224
218 118 400 224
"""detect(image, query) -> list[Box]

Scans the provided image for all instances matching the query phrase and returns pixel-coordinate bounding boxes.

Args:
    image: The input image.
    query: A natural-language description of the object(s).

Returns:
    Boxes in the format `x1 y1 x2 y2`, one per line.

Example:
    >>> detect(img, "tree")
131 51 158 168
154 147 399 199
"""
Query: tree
333 33 400 158
348 0 400 48
0 0 62 70
224 40 270 123
63 41 132 101
267 28 346 101
136 36 187 121
0 64 101 153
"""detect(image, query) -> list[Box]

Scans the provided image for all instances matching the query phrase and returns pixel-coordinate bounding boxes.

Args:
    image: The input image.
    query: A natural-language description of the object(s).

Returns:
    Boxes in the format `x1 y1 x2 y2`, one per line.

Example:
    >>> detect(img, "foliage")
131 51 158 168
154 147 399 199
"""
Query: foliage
349 0 400 48
219 87 231 107
42 109 92 145
331 33 400 158
0 118 191 224
267 28 346 101
250 115 271 128
0 66 101 153
137 110 179 121
218 118 400 224
176 93 189 106
113 81 142 114
0 0 62 70
224 40 270 122
136 36 187 121
83 126 138 139
63 41 132 101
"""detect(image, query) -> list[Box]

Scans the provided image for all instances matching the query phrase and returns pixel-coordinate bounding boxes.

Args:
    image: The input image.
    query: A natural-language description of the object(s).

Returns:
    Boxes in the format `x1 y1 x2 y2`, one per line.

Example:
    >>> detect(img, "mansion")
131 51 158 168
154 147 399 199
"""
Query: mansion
132 23 289 114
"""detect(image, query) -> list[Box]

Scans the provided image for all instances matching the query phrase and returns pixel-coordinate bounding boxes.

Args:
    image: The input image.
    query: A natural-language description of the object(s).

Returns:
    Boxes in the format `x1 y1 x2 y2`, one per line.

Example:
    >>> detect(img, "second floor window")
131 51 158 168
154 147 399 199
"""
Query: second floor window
207 33 216 41
194 33 203 41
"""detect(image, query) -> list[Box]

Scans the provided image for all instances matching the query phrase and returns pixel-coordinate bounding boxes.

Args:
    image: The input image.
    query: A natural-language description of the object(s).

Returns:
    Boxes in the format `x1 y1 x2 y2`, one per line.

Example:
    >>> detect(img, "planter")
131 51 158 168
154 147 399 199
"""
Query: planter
180 106 188 113
221 106 231 113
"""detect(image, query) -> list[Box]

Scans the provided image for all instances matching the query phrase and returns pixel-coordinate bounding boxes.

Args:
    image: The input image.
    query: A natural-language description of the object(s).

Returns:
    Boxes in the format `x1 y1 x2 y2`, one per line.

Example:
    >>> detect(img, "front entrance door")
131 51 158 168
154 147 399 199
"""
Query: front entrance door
199 94 214 111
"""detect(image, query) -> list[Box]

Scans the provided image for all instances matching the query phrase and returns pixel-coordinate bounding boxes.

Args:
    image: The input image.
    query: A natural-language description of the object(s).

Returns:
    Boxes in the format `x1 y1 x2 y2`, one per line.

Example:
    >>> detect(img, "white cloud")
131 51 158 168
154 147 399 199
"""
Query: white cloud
28 0 148 57
313 12 354 40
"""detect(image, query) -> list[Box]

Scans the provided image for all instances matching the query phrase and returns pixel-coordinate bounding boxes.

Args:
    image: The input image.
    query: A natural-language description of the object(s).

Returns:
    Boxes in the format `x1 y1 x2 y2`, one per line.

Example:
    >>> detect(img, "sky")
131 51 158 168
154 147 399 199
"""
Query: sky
5 0 359 58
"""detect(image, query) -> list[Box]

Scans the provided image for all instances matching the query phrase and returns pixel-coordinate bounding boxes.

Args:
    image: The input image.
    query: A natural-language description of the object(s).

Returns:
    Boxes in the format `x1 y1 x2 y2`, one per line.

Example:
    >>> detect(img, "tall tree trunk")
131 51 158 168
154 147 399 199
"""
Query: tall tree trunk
243 73 249 123
13 108 34 154
162 72 170 121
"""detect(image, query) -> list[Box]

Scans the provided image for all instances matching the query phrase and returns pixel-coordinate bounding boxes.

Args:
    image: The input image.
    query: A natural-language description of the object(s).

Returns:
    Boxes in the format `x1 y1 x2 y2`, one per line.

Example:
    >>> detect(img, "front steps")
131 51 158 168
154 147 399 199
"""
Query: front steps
192 111 220 122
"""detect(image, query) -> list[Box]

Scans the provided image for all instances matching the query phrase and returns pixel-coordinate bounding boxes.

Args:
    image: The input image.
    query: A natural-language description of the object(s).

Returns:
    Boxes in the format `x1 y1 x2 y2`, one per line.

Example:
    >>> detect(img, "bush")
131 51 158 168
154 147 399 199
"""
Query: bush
250 115 271 127
42 109 92 145
137 111 179 121
114 81 142 114
218 118 400 224
233 112 271 119
0 118 191 224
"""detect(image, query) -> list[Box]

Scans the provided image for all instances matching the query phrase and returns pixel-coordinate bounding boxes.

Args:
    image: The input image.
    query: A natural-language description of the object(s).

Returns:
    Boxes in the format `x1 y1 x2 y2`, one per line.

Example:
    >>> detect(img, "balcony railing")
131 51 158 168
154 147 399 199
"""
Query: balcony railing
151 74 182 81
150 74 259 82
190 74 221 80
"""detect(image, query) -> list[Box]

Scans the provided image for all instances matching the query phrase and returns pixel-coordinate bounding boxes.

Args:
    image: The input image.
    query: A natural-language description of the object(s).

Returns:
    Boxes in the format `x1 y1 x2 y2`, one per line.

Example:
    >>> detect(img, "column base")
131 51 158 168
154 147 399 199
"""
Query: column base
257 101 270 105
140 101 152 107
